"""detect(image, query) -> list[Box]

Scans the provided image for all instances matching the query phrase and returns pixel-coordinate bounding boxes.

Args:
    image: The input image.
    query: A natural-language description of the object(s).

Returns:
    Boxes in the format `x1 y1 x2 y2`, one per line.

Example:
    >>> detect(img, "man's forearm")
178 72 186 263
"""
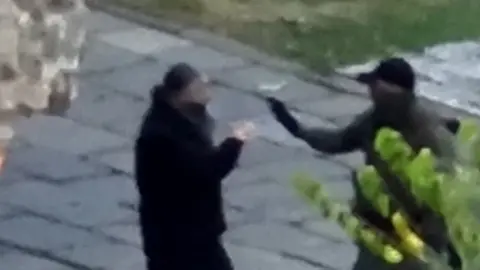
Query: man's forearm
298 128 357 154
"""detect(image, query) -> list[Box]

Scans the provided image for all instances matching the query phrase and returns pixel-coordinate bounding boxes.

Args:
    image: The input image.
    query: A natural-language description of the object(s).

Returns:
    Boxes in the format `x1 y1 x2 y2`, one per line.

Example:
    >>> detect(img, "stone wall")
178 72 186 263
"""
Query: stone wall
0 0 89 146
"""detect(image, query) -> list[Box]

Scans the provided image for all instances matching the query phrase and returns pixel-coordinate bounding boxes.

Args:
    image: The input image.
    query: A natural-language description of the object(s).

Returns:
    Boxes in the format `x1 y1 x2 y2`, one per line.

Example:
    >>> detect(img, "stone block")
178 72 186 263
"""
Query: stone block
78 37 142 74
6 144 109 182
225 243 319 270
304 243 358 269
225 223 331 265
237 139 308 169
0 216 97 251
100 223 142 247
96 58 171 99
0 177 136 227
153 44 245 71
98 27 191 55
0 204 15 219
208 86 269 123
13 115 129 156
94 149 134 175
58 175 137 226
0 252 73 270
211 66 332 103
68 78 148 138
301 219 351 243
84 11 137 34
297 94 371 121
0 164 32 188
224 181 313 224
320 180 354 201
56 239 145 270
224 153 350 189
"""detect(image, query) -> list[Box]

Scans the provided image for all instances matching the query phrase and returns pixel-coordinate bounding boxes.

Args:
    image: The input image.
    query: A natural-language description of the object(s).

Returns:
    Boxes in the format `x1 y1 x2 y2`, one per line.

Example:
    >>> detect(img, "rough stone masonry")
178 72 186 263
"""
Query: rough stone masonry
0 0 89 149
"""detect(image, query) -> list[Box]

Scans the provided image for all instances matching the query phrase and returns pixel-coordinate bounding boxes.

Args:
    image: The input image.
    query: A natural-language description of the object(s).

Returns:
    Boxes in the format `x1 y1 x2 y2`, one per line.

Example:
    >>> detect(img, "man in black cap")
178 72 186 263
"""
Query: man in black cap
267 57 461 269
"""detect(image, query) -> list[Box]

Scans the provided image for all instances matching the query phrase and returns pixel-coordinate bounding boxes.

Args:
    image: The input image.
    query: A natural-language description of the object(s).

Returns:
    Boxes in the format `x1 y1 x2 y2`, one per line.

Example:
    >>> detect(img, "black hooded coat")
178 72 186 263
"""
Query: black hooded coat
134 89 243 270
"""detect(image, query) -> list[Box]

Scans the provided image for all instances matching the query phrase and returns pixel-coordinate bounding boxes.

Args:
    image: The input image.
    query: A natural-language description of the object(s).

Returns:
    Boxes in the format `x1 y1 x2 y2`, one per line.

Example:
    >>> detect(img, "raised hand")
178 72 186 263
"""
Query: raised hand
265 96 301 136
266 97 286 114
232 121 256 141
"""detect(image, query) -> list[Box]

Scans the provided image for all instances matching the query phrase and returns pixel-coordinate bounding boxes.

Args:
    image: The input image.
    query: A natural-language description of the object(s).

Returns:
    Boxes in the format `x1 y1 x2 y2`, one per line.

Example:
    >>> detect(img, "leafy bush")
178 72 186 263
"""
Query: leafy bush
293 119 480 270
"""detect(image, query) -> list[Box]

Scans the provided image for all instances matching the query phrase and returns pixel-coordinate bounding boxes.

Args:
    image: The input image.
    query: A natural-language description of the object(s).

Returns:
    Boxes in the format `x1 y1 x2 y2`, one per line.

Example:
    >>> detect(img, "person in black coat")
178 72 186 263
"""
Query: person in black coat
135 63 255 270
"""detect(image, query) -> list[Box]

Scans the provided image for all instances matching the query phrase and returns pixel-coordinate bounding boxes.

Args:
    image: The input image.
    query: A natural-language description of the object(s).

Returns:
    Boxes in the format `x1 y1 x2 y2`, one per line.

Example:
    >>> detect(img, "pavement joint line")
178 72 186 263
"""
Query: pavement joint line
5 208 137 248
226 239 336 269
0 238 98 270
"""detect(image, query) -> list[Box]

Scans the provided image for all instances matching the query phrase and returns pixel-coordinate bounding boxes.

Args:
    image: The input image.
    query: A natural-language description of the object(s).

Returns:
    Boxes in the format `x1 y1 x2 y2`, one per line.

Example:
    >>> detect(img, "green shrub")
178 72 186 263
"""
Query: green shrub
293 119 480 270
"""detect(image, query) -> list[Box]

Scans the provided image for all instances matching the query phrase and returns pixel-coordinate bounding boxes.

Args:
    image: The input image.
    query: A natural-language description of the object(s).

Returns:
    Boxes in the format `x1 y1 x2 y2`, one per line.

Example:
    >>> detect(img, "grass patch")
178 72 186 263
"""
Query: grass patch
107 0 480 71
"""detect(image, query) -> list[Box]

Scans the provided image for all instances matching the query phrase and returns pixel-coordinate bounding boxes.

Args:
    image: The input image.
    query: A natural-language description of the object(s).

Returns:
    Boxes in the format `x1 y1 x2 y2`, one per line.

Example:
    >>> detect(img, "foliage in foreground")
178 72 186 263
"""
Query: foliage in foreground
293 119 480 270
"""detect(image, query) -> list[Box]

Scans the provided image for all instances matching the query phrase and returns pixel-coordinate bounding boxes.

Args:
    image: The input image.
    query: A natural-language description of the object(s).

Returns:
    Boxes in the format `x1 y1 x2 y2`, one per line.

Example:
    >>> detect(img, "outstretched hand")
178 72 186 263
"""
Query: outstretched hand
265 96 301 136
266 97 286 114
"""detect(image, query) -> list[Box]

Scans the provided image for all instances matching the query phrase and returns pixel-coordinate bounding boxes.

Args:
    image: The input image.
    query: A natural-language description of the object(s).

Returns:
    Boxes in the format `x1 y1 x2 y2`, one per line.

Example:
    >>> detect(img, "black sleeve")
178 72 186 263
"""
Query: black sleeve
165 137 244 182
444 118 460 134
296 122 364 154
269 97 368 153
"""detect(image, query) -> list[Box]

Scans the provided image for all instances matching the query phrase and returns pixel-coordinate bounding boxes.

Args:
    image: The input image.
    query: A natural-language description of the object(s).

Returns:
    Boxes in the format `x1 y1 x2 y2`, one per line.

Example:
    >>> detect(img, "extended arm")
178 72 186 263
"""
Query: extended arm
267 97 366 154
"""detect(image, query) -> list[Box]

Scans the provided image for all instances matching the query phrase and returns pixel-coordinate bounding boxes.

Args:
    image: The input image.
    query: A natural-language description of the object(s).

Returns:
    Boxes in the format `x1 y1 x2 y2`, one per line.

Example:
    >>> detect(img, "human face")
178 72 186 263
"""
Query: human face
369 80 411 109
175 74 211 106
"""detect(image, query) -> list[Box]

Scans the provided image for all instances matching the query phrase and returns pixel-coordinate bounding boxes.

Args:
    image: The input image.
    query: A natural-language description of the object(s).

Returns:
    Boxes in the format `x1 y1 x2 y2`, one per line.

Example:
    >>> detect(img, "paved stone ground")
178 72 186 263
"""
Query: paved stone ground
0 10 469 270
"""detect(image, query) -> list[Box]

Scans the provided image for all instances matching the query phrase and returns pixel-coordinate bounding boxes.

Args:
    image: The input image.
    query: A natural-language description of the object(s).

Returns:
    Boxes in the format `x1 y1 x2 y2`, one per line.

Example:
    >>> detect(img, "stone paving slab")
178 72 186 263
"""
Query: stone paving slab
100 27 192 55
0 177 135 227
79 36 144 74
0 252 75 270
13 115 129 156
84 11 138 34
100 223 142 247
92 58 171 99
225 243 321 270
93 148 134 175
6 145 110 182
56 240 145 270
67 78 149 138
0 216 99 252
225 223 345 268
0 164 33 188
208 86 271 123
211 65 333 103
153 44 247 71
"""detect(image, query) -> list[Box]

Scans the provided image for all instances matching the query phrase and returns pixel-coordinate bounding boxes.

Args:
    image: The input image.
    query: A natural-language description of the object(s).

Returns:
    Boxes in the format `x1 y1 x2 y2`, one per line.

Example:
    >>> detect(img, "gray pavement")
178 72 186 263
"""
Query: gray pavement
0 10 465 270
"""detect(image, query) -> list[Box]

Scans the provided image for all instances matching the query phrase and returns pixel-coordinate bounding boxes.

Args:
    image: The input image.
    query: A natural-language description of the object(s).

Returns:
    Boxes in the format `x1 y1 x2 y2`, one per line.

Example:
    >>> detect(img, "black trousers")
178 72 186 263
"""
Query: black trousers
146 239 233 270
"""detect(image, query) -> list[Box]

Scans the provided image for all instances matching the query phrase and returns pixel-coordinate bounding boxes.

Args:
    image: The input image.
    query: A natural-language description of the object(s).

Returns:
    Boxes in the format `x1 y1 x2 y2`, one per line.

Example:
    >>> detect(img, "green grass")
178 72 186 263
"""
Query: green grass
107 0 480 71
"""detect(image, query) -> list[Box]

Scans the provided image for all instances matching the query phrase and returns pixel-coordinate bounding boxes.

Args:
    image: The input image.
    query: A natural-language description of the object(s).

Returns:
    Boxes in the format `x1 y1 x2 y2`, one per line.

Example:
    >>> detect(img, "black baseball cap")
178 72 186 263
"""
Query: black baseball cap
356 57 415 92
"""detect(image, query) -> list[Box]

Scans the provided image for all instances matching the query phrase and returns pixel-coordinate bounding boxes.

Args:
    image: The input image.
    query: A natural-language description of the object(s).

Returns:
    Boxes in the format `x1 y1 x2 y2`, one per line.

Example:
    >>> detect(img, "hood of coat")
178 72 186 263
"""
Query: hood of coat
139 87 215 146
